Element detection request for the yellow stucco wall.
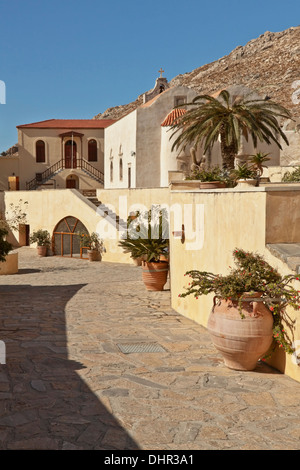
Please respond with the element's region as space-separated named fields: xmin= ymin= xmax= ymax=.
xmin=97 ymin=187 xmax=170 ymax=215
xmin=0 ymin=157 xmax=19 ymax=191
xmin=170 ymin=189 xmax=267 ymax=323
xmin=2 ymin=189 xmax=132 ymax=263
xmin=266 ymin=190 xmax=300 ymax=243
xmin=169 ymin=187 xmax=300 ymax=382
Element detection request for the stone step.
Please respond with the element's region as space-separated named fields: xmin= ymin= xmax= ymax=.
xmin=267 ymin=243 xmax=300 ymax=273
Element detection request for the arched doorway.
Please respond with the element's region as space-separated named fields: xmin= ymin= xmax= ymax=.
xmin=53 ymin=216 xmax=89 ymax=257
xmin=65 ymin=140 xmax=77 ymax=169
xmin=66 ymin=174 xmax=79 ymax=189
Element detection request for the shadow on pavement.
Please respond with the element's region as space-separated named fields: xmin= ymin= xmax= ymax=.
xmin=0 ymin=284 xmax=139 ymax=450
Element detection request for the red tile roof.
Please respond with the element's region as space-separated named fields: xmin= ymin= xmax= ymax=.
xmin=17 ymin=119 xmax=116 ymax=129
xmin=161 ymin=108 xmax=187 ymax=127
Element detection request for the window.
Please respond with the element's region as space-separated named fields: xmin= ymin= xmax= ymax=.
xmin=88 ymin=139 xmax=97 ymax=162
xmin=36 ymin=140 xmax=45 ymax=162
xmin=110 ymin=160 xmax=113 ymax=182
xmin=119 ymin=158 xmax=123 ymax=181
xmin=174 ymin=96 xmax=187 ymax=107
xmin=53 ymin=216 xmax=89 ymax=257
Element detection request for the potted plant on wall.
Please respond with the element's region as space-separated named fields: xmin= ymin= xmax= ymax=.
xmin=186 ymin=166 xmax=228 ymax=189
xmin=249 ymin=152 xmax=270 ymax=181
xmin=79 ymin=232 xmax=105 ymax=261
xmin=282 ymin=166 xmax=300 ymax=183
xmin=29 ymin=229 xmax=51 ymax=257
xmin=179 ymin=248 xmax=300 ymax=371
xmin=119 ymin=207 xmax=169 ymax=291
xmin=231 ymin=163 xmax=257 ymax=187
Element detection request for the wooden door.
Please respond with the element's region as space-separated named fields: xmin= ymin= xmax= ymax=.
xmin=65 ymin=140 xmax=77 ymax=169
xmin=66 ymin=178 xmax=76 ymax=188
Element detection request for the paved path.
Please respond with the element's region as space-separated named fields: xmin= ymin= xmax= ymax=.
xmin=0 ymin=247 xmax=300 ymax=450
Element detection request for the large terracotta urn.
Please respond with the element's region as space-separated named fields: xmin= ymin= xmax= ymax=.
xmin=141 ymin=261 xmax=169 ymax=291
xmin=207 ymin=293 xmax=274 ymax=371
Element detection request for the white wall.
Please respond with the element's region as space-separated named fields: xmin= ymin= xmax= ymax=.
xmin=104 ymin=110 xmax=137 ymax=189
xmin=136 ymin=86 xmax=199 ymax=188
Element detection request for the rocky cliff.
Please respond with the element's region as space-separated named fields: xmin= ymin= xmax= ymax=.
xmin=95 ymin=26 xmax=300 ymax=121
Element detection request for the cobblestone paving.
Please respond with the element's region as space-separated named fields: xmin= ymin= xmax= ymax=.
xmin=0 ymin=247 xmax=300 ymax=450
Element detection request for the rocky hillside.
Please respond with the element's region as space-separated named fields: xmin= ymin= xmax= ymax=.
xmin=95 ymin=26 xmax=300 ymax=121
xmin=1 ymin=144 xmax=18 ymax=157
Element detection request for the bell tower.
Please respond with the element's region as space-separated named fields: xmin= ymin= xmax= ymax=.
xmin=143 ymin=69 xmax=169 ymax=104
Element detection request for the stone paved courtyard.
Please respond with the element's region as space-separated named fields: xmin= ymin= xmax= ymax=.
xmin=1 ymin=247 xmax=300 ymax=450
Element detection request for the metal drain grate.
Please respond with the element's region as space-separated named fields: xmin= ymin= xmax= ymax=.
xmin=117 ymin=342 xmax=166 ymax=354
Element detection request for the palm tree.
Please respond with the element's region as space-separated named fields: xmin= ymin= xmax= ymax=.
xmin=170 ymin=90 xmax=291 ymax=170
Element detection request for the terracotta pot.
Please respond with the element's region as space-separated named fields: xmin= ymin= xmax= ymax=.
xmin=88 ymin=249 xmax=101 ymax=262
xmin=236 ymin=179 xmax=257 ymax=188
xmin=207 ymin=293 xmax=274 ymax=371
xmin=142 ymin=261 xmax=169 ymax=291
xmin=199 ymin=181 xmax=226 ymax=189
xmin=37 ymin=245 xmax=47 ymax=257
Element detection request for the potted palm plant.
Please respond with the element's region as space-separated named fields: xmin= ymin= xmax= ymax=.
xmin=79 ymin=232 xmax=105 ymax=261
xmin=185 ymin=166 xmax=228 ymax=189
xmin=179 ymin=248 xmax=300 ymax=371
xmin=119 ymin=207 xmax=169 ymax=291
xmin=29 ymin=229 xmax=51 ymax=256
xmin=249 ymin=152 xmax=271 ymax=179
xmin=231 ymin=163 xmax=257 ymax=187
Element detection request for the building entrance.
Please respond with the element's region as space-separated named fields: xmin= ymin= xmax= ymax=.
xmin=65 ymin=140 xmax=77 ymax=169
xmin=53 ymin=216 xmax=89 ymax=257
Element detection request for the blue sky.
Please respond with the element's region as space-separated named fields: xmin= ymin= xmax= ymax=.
xmin=0 ymin=0 xmax=300 ymax=151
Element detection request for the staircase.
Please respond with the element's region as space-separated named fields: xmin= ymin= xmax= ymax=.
xmin=267 ymin=243 xmax=300 ymax=274
xmin=81 ymin=190 xmax=127 ymax=231
xmin=26 ymin=158 xmax=104 ymax=190
xmin=96 ymin=202 xmax=128 ymax=231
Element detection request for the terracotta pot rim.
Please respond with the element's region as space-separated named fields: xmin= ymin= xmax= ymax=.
xmin=235 ymin=291 xmax=263 ymax=298
xmin=215 ymin=292 xmax=263 ymax=300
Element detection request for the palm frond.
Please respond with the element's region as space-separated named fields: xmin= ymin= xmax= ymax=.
xmin=169 ymin=90 xmax=291 ymax=169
